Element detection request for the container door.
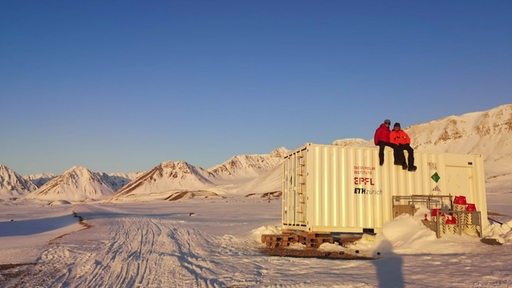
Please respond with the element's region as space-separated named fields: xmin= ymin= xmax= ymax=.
xmin=445 ymin=166 xmax=473 ymax=198
xmin=282 ymin=148 xmax=308 ymax=228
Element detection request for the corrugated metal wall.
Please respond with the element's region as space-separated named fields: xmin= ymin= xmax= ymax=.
xmin=282 ymin=143 xmax=488 ymax=233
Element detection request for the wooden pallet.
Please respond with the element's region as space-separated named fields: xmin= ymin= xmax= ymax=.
xmin=260 ymin=247 xmax=374 ymax=260
xmin=262 ymin=231 xmax=362 ymax=247
xmin=261 ymin=231 xmax=371 ymax=259
xmin=301 ymin=234 xmax=335 ymax=248
xmin=261 ymin=233 xmax=298 ymax=248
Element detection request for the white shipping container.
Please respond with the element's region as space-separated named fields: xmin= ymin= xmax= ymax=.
xmin=282 ymin=143 xmax=488 ymax=234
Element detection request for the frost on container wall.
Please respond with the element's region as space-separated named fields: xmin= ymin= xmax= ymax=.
xmin=282 ymin=143 xmax=488 ymax=233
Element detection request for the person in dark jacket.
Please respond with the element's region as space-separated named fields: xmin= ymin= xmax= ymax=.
xmin=390 ymin=122 xmax=417 ymax=171
xmin=374 ymin=119 xmax=397 ymax=166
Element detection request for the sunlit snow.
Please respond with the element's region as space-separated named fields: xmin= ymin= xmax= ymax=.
xmin=1 ymin=104 xmax=511 ymax=287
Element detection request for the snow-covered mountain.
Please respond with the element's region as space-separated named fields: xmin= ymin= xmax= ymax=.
xmin=209 ymin=147 xmax=286 ymax=181
xmin=5 ymin=104 xmax=511 ymax=203
xmin=103 ymin=172 xmax=141 ymax=191
xmin=25 ymin=166 xmax=118 ymax=202
xmin=237 ymin=164 xmax=283 ymax=196
xmin=406 ymin=104 xmax=512 ymax=178
xmin=110 ymin=149 xmax=288 ymax=201
xmin=111 ymin=161 xmax=216 ymax=201
xmin=0 ymin=164 xmax=37 ymax=200
xmin=25 ymin=173 xmax=57 ymax=188
xmin=403 ymin=104 xmax=512 ymax=194
xmin=332 ymin=138 xmax=374 ymax=147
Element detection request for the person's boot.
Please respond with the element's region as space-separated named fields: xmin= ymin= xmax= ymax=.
xmin=408 ymin=165 xmax=417 ymax=172
xmin=402 ymin=163 xmax=408 ymax=170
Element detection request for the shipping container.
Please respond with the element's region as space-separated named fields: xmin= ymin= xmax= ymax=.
xmin=282 ymin=143 xmax=488 ymax=234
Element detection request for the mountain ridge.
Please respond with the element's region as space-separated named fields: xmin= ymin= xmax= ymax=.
xmin=406 ymin=103 xmax=512 ymax=178
xmin=25 ymin=166 xmax=118 ymax=202
xmin=111 ymin=161 xmax=216 ymax=201
xmin=0 ymin=164 xmax=37 ymax=199
xmin=208 ymin=148 xmax=285 ymax=181
xmin=1 ymin=104 xmax=510 ymax=202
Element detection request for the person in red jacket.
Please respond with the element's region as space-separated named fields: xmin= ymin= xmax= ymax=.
xmin=390 ymin=122 xmax=417 ymax=171
xmin=374 ymin=119 xmax=397 ymax=166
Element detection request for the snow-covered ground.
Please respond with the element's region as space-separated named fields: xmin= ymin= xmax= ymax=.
xmin=1 ymin=192 xmax=511 ymax=288
xmin=1 ymin=105 xmax=511 ymax=287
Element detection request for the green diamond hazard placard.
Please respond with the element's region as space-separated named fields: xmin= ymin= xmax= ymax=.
xmin=431 ymin=172 xmax=441 ymax=183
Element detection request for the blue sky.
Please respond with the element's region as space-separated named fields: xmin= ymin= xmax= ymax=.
xmin=1 ymin=1 xmax=511 ymax=175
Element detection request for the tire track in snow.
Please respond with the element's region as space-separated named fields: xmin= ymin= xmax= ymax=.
xmin=3 ymin=197 xmax=280 ymax=287
xmin=167 ymin=227 xmax=267 ymax=287
xmin=4 ymin=214 xmax=265 ymax=288
xmin=90 ymin=217 xmax=164 ymax=287
xmin=167 ymin=226 xmax=228 ymax=287
xmin=5 ymin=217 xmax=171 ymax=287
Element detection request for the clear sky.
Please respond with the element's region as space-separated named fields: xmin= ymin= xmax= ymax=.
xmin=1 ymin=0 xmax=511 ymax=175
